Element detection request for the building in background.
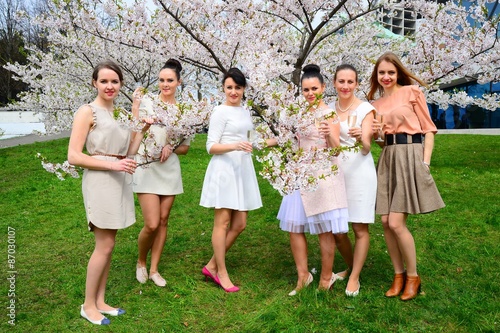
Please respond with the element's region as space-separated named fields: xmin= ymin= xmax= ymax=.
xmin=378 ymin=0 xmax=500 ymax=129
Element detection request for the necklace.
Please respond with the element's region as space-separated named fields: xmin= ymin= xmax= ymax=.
xmin=336 ymin=98 xmax=355 ymax=113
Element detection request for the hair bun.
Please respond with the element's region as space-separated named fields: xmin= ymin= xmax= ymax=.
xmin=302 ymin=64 xmax=320 ymax=74
xmin=164 ymin=58 xmax=182 ymax=72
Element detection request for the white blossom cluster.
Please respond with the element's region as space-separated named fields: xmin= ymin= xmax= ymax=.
xmin=134 ymin=92 xmax=212 ymax=166
xmin=36 ymin=153 xmax=80 ymax=180
xmin=255 ymin=90 xmax=359 ymax=196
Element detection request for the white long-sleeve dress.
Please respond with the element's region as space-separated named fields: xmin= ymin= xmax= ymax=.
xmin=199 ymin=105 xmax=262 ymax=211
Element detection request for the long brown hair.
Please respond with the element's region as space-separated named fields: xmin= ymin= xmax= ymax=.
xmin=367 ymin=52 xmax=427 ymax=100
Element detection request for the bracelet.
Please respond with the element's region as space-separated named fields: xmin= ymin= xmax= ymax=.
xmin=423 ymin=161 xmax=430 ymax=167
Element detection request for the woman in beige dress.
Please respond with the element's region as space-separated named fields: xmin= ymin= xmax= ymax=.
xmin=68 ymin=61 xmax=150 ymax=325
xmin=133 ymin=59 xmax=190 ymax=287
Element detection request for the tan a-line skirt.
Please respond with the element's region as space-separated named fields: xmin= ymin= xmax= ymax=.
xmin=375 ymin=143 xmax=445 ymax=215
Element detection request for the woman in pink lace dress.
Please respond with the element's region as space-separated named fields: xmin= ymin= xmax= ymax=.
xmin=277 ymin=64 xmax=349 ymax=296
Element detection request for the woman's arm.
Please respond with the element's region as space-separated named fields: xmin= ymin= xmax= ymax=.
xmin=209 ymin=141 xmax=252 ymax=154
xmin=174 ymin=144 xmax=189 ymax=155
xmin=322 ymin=118 xmax=340 ymax=148
xmin=423 ymin=132 xmax=434 ymax=167
xmin=350 ymin=110 xmax=374 ymax=155
xmin=68 ymin=106 xmax=128 ymax=171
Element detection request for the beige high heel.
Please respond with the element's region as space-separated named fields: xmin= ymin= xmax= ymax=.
xmin=288 ymin=272 xmax=313 ymax=296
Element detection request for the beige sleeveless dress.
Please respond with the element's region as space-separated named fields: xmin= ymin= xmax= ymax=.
xmin=80 ymin=104 xmax=136 ymax=230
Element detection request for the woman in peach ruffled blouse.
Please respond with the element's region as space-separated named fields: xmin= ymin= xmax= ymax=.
xmin=367 ymin=52 xmax=445 ymax=301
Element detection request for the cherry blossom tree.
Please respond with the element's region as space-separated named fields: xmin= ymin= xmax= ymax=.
xmin=5 ymin=0 xmax=500 ymax=188
xmin=5 ymin=0 xmax=500 ymax=133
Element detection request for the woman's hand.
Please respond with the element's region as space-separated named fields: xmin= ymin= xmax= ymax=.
xmin=318 ymin=120 xmax=331 ymax=137
xmin=372 ymin=118 xmax=383 ymax=135
xmin=234 ymin=141 xmax=253 ymax=153
xmin=348 ymin=127 xmax=362 ymax=141
xmin=111 ymin=158 xmax=137 ymax=174
xmin=132 ymin=87 xmax=145 ymax=102
xmin=160 ymin=145 xmax=173 ymax=162
xmin=139 ymin=116 xmax=155 ymax=133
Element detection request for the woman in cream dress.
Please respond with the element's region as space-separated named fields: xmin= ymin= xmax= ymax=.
xmin=134 ymin=59 xmax=190 ymax=287
xmin=68 ymin=61 xmax=150 ymax=325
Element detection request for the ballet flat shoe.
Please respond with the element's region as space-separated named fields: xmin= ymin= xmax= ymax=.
xmin=400 ymin=275 xmax=421 ymax=301
xmin=81 ymin=305 xmax=110 ymax=325
xmin=345 ymin=281 xmax=360 ymax=297
xmin=288 ymin=272 xmax=314 ymax=296
xmin=385 ymin=272 xmax=406 ymax=297
xmin=202 ymin=266 xmax=217 ymax=283
xmin=136 ymin=264 xmax=148 ymax=284
xmin=215 ymin=274 xmax=240 ymax=293
xmin=318 ymin=273 xmax=337 ymax=291
xmin=149 ymin=272 xmax=167 ymax=287
xmin=333 ymin=269 xmax=349 ymax=281
xmin=99 ymin=308 xmax=126 ymax=316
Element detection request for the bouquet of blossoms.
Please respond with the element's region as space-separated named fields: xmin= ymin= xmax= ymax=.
xmin=253 ymin=88 xmax=359 ymax=196
xmin=134 ymin=92 xmax=212 ymax=166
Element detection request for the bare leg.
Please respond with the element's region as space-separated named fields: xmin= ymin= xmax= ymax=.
xmin=381 ymin=214 xmax=405 ymax=274
xmin=137 ymin=193 xmax=161 ymax=268
xmin=205 ymin=210 xmax=247 ymax=272
xmin=207 ymin=209 xmax=247 ymax=289
xmin=289 ymin=232 xmax=310 ymax=290
xmin=333 ymin=232 xmax=353 ymax=278
xmin=83 ymin=227 xmax=117 ymax=320
xmin=149 ymin=195 xmax=175 ymax=275
xmin=388 ymin=212 xmax=417 ymax=276
xmin=346 ymin=223 xmax=370 ymax=292
xmin=318 ymin=232 xmax=335 ymax=289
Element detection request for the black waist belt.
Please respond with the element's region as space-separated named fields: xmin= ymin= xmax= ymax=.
xmin=385 ymin=133 xmax=423 ymax=145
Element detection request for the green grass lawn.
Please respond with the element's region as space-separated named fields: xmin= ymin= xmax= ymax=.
xmin=0 ymin=134 xmax=499 ymax=332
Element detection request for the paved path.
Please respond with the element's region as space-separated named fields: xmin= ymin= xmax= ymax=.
xmin=0 ymin=129 xmax=498 ymax=149
xmin=0 ymin=131 xmax=71 ymax=149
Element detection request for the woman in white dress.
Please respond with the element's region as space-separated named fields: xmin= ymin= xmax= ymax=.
xmin=277 ymin=64 xmax=349 ymax=295
xmin=134 ymin=59 xmax=190 ymax=287
xmin=331 ymin=64 xmax=377 ymax=297
xmin=68 ymin=61 xmax=150 ymax=325
xmin=199 ymin=68 xmax=261 ymax=292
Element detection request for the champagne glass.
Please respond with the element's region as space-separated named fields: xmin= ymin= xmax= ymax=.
xmin=247 ymin=129 xmax=256 ymax=143
xmin=126 ymin=154 xmax=137 ymax=186
xmin=347 ymin=111 xmax=357 ymax=129
xmin=133 ymin=82 xmax=143 ymax=100
xmin=375 ymin=113 xmax=384 ymax=142
xmin=314 ymin=116 xmax=323 ymax=129
xmin=314 ymin=110 xmax=326 ymax=145
xmin=246 ymin=129 xmax=256 ymax=154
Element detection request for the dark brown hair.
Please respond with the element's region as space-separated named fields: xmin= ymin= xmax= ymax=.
xmin=161 ymin=58 xmax=182 ymax=80
xmin=301 ymin=64 xmax=324 ymax=84
xmin=91 ymin=60 xmax=124 ymax=85
xmin=223 ymin=67 xmax=247 ymax=87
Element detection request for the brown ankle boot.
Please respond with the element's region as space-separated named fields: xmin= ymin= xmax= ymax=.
xmin=400 ymin=275 xmax=421 ymax=301
xmin=385 ymin=272 xmax=406 ymax=297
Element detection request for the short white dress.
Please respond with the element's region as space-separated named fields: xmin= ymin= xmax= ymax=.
xmin=133 ymin=96 xmax=190 ymax=195
xmin=199 ymin=105 xmax=262 ymax=211
xmin=80 ymin=104 xmax=136 ymax=231
xmin=277 ymin=111 xmax=349 ymax=235
xmin=338 ymin=102 xmax=377 ymax=223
